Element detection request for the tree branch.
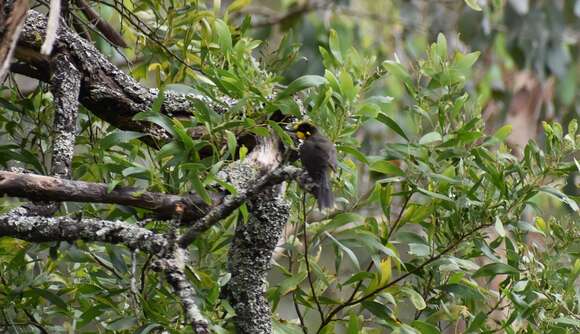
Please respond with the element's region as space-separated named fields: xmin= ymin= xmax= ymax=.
xmin=177 ymin=165 xmax=302 ymax=248
xmin=49 ymin=51 xmax=81 ymax=179
xmin=0 ymin=207 xmax=168 ymax=253
xmin=0 ymin=171 xmax=218 ymax=222
xmin=0 ymin=0 xmax=29 ymax=82
xmin=15 ymin=10 xmax=234 ymax=147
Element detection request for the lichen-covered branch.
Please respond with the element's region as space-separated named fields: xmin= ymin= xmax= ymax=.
xmin=0 ymin=171 xmax=217 ymax=222
xmin=177 ymin=165 xmax=301 ymax=247
xmin=49 ymin=51 xmax=81 ymax=179
xmin=217 ymin=137 xmax=291 ymax=334
xmin=0 ymin=207 xmax=168 ymax=253
xmin=154 ymin=247 xmax=210 ymax=333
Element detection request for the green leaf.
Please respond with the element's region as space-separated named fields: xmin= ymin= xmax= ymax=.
xmin=338 ymin=145 xmax=369 ymax=164
xmin=348 ymin=313 xmax=361 ymax=334
xmin=465 ymin=312 xmax=487 ymax=333
xmin=328 ymin=29 xmax=343 ymax=63
xmin=325 ymin=231 xmax=360 ymax=270
xmin=419 ymin=131 xmax=442 ymax=145
xmin=190 ymin=171 xmax=212 ymax=205
xmin=343 ymin=271 xmax=374 ymax=285
xmin=472 ymin=263 xmax=519 ymax=278
xmin=226 ymin=0 xmax=251 ymax=13
xmin=29 ymin=288 xmax=68 ymax=310
xmin=554 ymin=317 xmax=580 ymax=328
xmin=370 ymin=160 xmax=404 ymax=176
xmin=464 ymin=0 xmax=482 ymax=11
xmin=107 ymin=317 xmax=138 ymax=330
xmin=278 ymin=271 xmax=308 ymax=296
xmin=225 ymin=130 xmax=237 ymax=157
xmin=417 ymin=187 xmax=453 ymax=202
xmin=276 ymin=75 xmax=328 ymax=100
xmin=101 ymin=130 xmax=144 ymax=149
xmin=214 ymin=19 xmax=232 ymax=51
xmin=268 ymin=120 xmax=295 ymax=148
xmin=494 ymin=217 xmax=506 ymax=237
xmin=133 ymin=111 xmax=178 ymax=138
xmin=401 ymin=287 xmax=426 ymax=310
xmin=135 ymin=323 xmax=164 ymax=334
xmin=454 ymin=51 xmax=480 ymax=71
xmin=492 ymin=124 xmax=512 ymax=141
xmin=412 ymin=320 xmax=441 ymax=334
xmin=382 ymin=60 xmax=414 ymax=93
xmin=322 ymin=213 xmax=363 ymax=233
xmin=249 ymin=126 xmax=270 ymax=137
xmin=539 ymin=186 xmax=579 ymax=212
xmin=436 ymin=33 xmax=448 ymax=60
xmin=376 ymin=113 xmax=409 ymax=141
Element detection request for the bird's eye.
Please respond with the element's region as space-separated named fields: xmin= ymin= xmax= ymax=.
xmin=306 ymin=131 xmax=311 ymax=136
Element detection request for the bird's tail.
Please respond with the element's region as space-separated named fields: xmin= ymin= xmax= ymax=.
xmin=317 ymin=171 xmax=333 ymax=210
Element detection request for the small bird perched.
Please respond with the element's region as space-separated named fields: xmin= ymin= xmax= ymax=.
xmin=290 ymin=121 xmax=337 ymax=209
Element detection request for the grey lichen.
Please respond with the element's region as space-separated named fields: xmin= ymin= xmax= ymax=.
xmin=0 ymin=210 xmax=168 ymax=254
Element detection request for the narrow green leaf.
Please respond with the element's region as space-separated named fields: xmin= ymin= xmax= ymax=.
xmin=278 ymin=271 xmax=308 ymax=296
xmin=214 ymin=19 xmax=232 ymax=51
xmin=370 ymin=160 xmax=404 ymax=176
xmin=276 ymin=75 xmax=327 ymax=100
xmin=473 ymin=263 xmax=519 ymax=278
xmin=325 ymin=231 xmax=360 ymax=270
xmin=417 ymin=187 xmax=453 ymax=202
xmin=419 ymin=131 xmax=442 ymax=145
xmin=465 ymin=0 xmax=482 ymax=11
xmin=101 ymin=130 xmax=144 ymax=149
xmin=190 ymin=171 xmax=212 ymax=205
xmin=492 ymin=124 xmax=512 ymax=141
xmin=376 ymin=113 xmax=409 ymax=141
xmin=401 ymin=287 xmax=426 ymax=310
xmin=412 ymin=320 xmax=441 ymax=334
xmin=29 ymin=288 xmax=68 ymax=310
xmin=539 ymin=186 xmax=579 ymax=212
xmin=226 ymin=0 xmax=251 ymax=13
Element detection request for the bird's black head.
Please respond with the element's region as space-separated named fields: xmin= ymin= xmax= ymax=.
xmin=291 ymin=121 xmax=318 ymax=139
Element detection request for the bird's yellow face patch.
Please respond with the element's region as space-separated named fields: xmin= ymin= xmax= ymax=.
xmin=296 ymin=131 xmax=311 ymax=140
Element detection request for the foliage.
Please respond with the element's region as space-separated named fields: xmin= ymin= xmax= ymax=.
xmin=0 ymin=1 xmax=578 ymax=334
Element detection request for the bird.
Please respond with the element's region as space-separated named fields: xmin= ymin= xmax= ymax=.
xmin=290 ymin=121 xmax=337 ymax=209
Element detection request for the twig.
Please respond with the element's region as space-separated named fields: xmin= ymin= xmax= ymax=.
xmin=302 ymin=194 xmax=324 ymax=322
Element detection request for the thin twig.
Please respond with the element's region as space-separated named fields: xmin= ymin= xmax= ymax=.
xmin=302 ymin=194 xmax=324 ymax=322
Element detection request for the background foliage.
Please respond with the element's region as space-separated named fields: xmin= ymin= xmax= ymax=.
xmin=0 ymin=0 xmax=579 ymax=333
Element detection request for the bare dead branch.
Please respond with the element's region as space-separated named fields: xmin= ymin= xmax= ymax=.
xmin=0 ymin=0 xmax=29 ymax=82
xmin=0 ymin=171 xmax=218 ymax=222
xmin=75 ymin=0 xmax=128 ymax=48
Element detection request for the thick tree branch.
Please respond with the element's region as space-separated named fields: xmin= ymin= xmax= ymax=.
xmin=0 ymin=207 xmax=168 ymax=253
xmin=219 ymin=136 xmax=290 ymax=334
xmin=0 ymin=171 xmax=218 ymax=222
xmin=15 ymin=10 xmax=234 ymax=146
